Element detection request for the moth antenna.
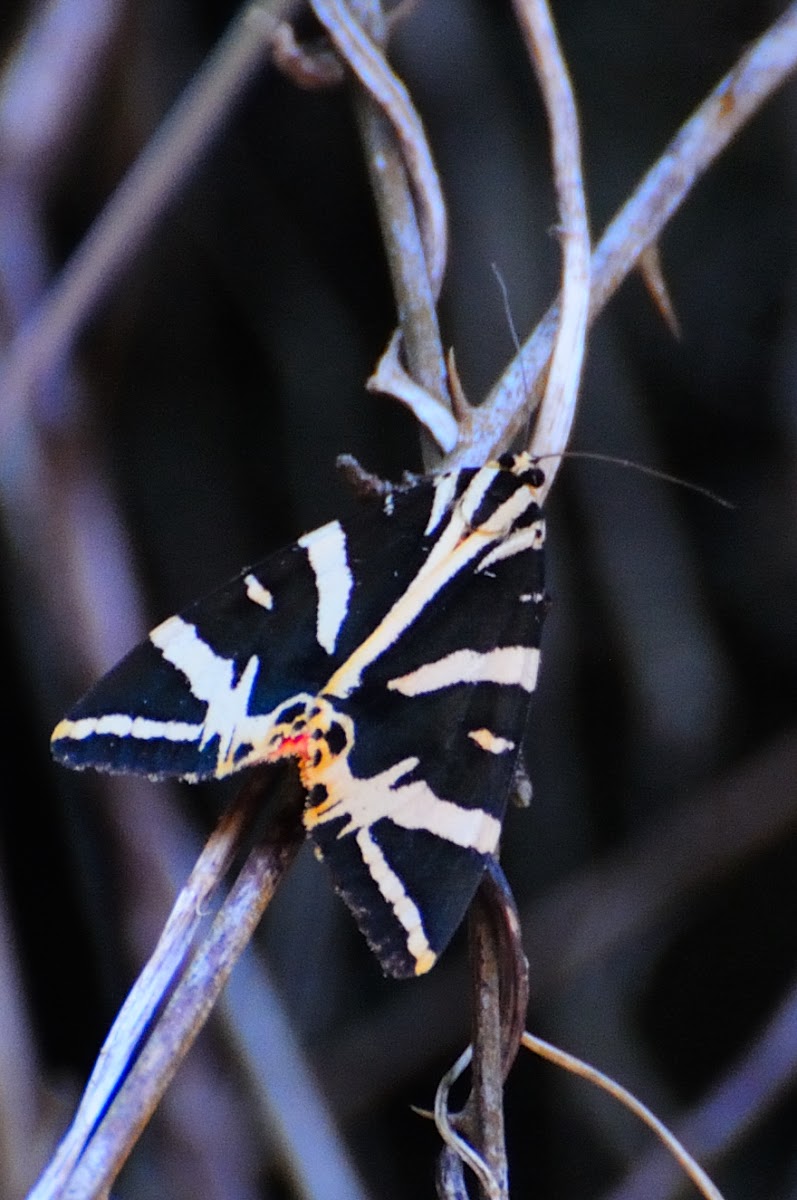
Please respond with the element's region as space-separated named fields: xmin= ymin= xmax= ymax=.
xmin=533 ymin=450 xmax=735 ymax=510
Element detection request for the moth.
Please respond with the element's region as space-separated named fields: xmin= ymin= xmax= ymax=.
xmin=52 ymin=453 xmax=547 ymax=977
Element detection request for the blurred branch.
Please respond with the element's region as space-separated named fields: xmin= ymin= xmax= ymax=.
xmin=0 ymin=0 xmax=123 ymax=189
xmin=601 ymin=965 xmax=797 ymax=1200
xmin=0 ymin=0 xmax=302 ymax=449
xmin=218 ymin=946 xmax=371 ymax=1200
xmin=0 ymin=856 xmax=48 ymax=1199
xmin=443 ymin=0 xmax=797 ymax=469
xmin=523 ymin=1034 xmax=724 ymax=1200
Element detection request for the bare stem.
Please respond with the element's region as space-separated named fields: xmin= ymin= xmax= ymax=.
xmin=443 ymin=0 xmax=797 ymax=469
xmin=0 ymin=0 xmax=301 ymax=450
xmin=312 ymin=0 xmax=450 ymax=467
xmin=512 ymin=0 xmax=590 ymax=495
xmin=28 ymin=779 xmax=304 ymax=1200
xmin=463 ymin=897 xmax=510 ymax=1199
xmin=522 ymin=1034 xmax=725 ymax=1200
xmin=308 ymin=0 xmax=447 ymax=296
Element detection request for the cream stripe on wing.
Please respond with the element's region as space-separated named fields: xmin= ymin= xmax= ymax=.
xmin=355 ymin=828 xmax=435 ymax=975
xmin=244 ymin=573 xmax=274 ymax=609
xmin=304 ymin=754 xmax=502 ymax=854
xmin=150 ymin=615 xmax=262 ymax=765
xmin=424 ymin=470 xmax=460 ymax=536
xmin=52 ymin=713 xmax=203 ymax=744
xmin=468 ymin=728 xmax=516 ymax=754
xmin=387 ymin=646 xmax=540 ymax=696
xmin=476 ymin=520 xmax=544 ymax=572
xmin=150 ymin=615 xmax=236 ymax=701
xmin=325 ymin=469 xmax=538 ymax=699
xmin=298 ymin=521 xmax=353 ymax=654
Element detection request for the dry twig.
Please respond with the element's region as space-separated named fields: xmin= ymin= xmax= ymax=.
xmin=511 ymin=0 xmax=590 ymax=495
xmin=443 ymin=0 xmax=797 ymax=468
xmin=32 ymin=782 xmax=304 ymax=1200
xmin=0 ymin=0 xmax=302 ymax=450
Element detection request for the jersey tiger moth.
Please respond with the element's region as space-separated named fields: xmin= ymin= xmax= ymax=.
xmin=51 ymin=453 xmax=547 ymax=978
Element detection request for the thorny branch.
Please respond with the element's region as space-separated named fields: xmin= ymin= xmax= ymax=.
xmin=442 ymin=0 xmax=797 ymax=469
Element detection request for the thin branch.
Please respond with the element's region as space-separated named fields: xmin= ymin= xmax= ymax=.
xmin=480 ymin=861 xmax=530 ymax=1078
xmin=434 ymin=865 xmax=529 ymax=1200
xmin=434 ymin=3 xmax=588 ymax=1188
xmin=315 ymin=0 xmax=451 ymax=467
xmin=522 ymin=1034 xmax=725 ymax=1200
xmin=460 ymin=898 xmax=510 ymax=1200
xmin=511 ymin=0 xmax=590 ymax=495
xmin=601 ymin=965 xmax=797 ymax=1200
xmin=442 ymin=0 xmax=797 ymax=469
xmin=0 ymin=0 xmax=301 ymax=450
xmin=355 ymin=86 xmax=450 ymax=454
xmin=434 ymin=1048 xmax=502 ymax=1200
xmin=308 ymin=0 xmax=447 ymax=296
xmin=27 ymin=778 xmax=267 ymax=1200
xmin=36 ymin=791 xmax=305 ymax=1200
xmin=367 ymin=329 xmax=458 ymax=452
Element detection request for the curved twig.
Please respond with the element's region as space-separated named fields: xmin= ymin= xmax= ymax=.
xmin=308 ymin=0 xmax=447 ymax=296
xmin=522 ymin=1033 xmax=724 ymax=1200
xmin=511 ymin=0 xmax=590 ymax=496
xmin=434 ymin=1047 xmax=502 ymax=1200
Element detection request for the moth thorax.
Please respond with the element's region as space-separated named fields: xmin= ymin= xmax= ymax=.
xmin=266 ymin=695 xmax=353 ymax=786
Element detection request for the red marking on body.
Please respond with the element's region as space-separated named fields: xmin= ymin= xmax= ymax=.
xmin=269 ymin=731 xmax=311 ymax=763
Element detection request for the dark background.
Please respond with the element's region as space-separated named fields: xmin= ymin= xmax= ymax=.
xmin=1 ymin=1 xmax=796 ymax=1197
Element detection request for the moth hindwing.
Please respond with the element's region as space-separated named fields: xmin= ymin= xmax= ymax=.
xmin=52 ymin=454 xmax=547 ymax=977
